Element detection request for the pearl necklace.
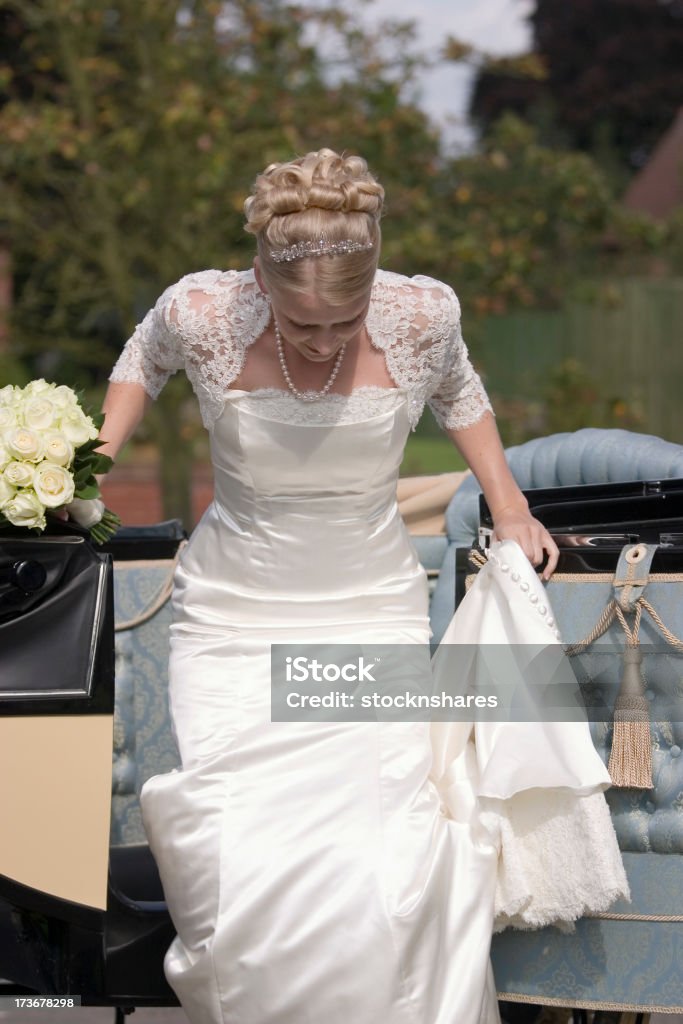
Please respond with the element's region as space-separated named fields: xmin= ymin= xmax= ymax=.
xmin=274 ymin=320 xmax=347 ymax=402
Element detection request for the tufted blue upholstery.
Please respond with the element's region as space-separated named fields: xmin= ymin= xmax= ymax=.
xmin=540 ymin=572 xmax=683 ymax=856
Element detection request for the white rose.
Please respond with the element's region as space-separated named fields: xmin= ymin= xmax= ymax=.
xmin=7 ymin=427 xmax=45 ymax=462
xmin=32 ymin=461 xmax=75 ymax=508
xmin=2 ymin=490 xmax=46 ymax=529
xmin=23 ymin=379 xmax=52 ymax=397
xmin=0 ymin=384 xmax=19 ymax=406
xmin=0 ymin=406 xmax=17 ymax=432
xmin=0 ymin=473 xmax=16 ymax=507
xmin=23 ymin=396 xmax=58 ymax=431
xmin=65 ymin=496 xmax=104 ymax=528
xmin=4 ymin=460 xmax=35 ymax=488
xmin=42 ymin=430 xmax=74 ymax=467
xmin=59 ymin=407 xmax=99 ymax=445
xmin=0 ymin=439 xmax=11 ymax=471
xmin=51 ymin=384 xmax=80 ymax=410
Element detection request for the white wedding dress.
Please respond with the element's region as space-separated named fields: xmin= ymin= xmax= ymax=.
xmin=109 ymin=269 xmax=629 ymax=1024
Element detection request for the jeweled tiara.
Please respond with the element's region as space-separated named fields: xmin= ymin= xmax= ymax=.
xmin=269 ymin=238 xmax=375 ymax=263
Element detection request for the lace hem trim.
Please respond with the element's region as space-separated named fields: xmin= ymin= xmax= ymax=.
xmin=484 ymin=789 xmax=631 ymax=933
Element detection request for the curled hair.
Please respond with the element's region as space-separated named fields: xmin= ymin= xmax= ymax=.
xmin=244 ymin=148 xmax=384 ymax=304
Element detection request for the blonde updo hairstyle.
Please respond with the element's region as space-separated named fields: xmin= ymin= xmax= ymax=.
xmin=244 ymin=148 xmax=384 ymax=306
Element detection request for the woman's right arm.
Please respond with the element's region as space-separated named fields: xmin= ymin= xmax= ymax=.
xmin=96 ymin=279 xmax=186 ymax=479
xmin=94 ymin=381 xmax=153 ymax=484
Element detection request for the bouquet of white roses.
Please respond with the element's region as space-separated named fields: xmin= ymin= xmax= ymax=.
xmin=0 ymin=379 xmax=121 ymax=544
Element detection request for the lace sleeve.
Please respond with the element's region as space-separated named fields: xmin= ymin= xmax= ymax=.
xmin=108 ymin=281 xmax=185 ymax=399
xmin=110 ymin=269 xmax=272 ymax=428
xmin=426 ymin=285 xmax=495 ymax=432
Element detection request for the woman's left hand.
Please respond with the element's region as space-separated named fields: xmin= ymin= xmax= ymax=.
xmin=491 ymin=507 xmax=560 ymax=581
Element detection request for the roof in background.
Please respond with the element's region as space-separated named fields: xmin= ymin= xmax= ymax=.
xmin=623 ymin=107 xmax=683 ymax=220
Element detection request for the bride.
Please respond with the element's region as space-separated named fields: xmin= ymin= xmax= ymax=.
xmin=99 ymin=148 xmax=627 ymax=1024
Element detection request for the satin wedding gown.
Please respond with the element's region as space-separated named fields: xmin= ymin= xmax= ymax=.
xmin=139 ymin=386 xmax=506 ymax=1024
xmin=109 ymin=268 xmax=628 ymax=1024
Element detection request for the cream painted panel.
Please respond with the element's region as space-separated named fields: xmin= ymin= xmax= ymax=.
xmin=0 ymin=715 xmax=113 ymax=910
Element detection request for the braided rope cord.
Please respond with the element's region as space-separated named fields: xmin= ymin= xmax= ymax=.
xmin=114 ymin=540 xmax=189 ymax=632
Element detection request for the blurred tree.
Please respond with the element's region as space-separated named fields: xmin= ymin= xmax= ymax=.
xmin=0 ymin=0 xmax=441 ymax=521
xmin=468 ymin=0 xmax=683 ymax=175
xmin=416 ymin=114 xmax=666 ymax=315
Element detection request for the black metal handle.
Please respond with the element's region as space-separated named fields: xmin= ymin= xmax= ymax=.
xmin=0 ymin=558 xmax=47 ymax=595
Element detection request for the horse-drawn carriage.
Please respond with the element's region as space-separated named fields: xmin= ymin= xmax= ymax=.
xmin=1 ymin=428 xmax=682 ymax=1023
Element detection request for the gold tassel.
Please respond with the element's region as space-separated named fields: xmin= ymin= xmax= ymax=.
xmin=607 ymin=645 xmax=653 ymax=789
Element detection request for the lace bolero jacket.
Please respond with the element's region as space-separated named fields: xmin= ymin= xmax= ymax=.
xmin=108 ymin=267 xmax=494 ymax=433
